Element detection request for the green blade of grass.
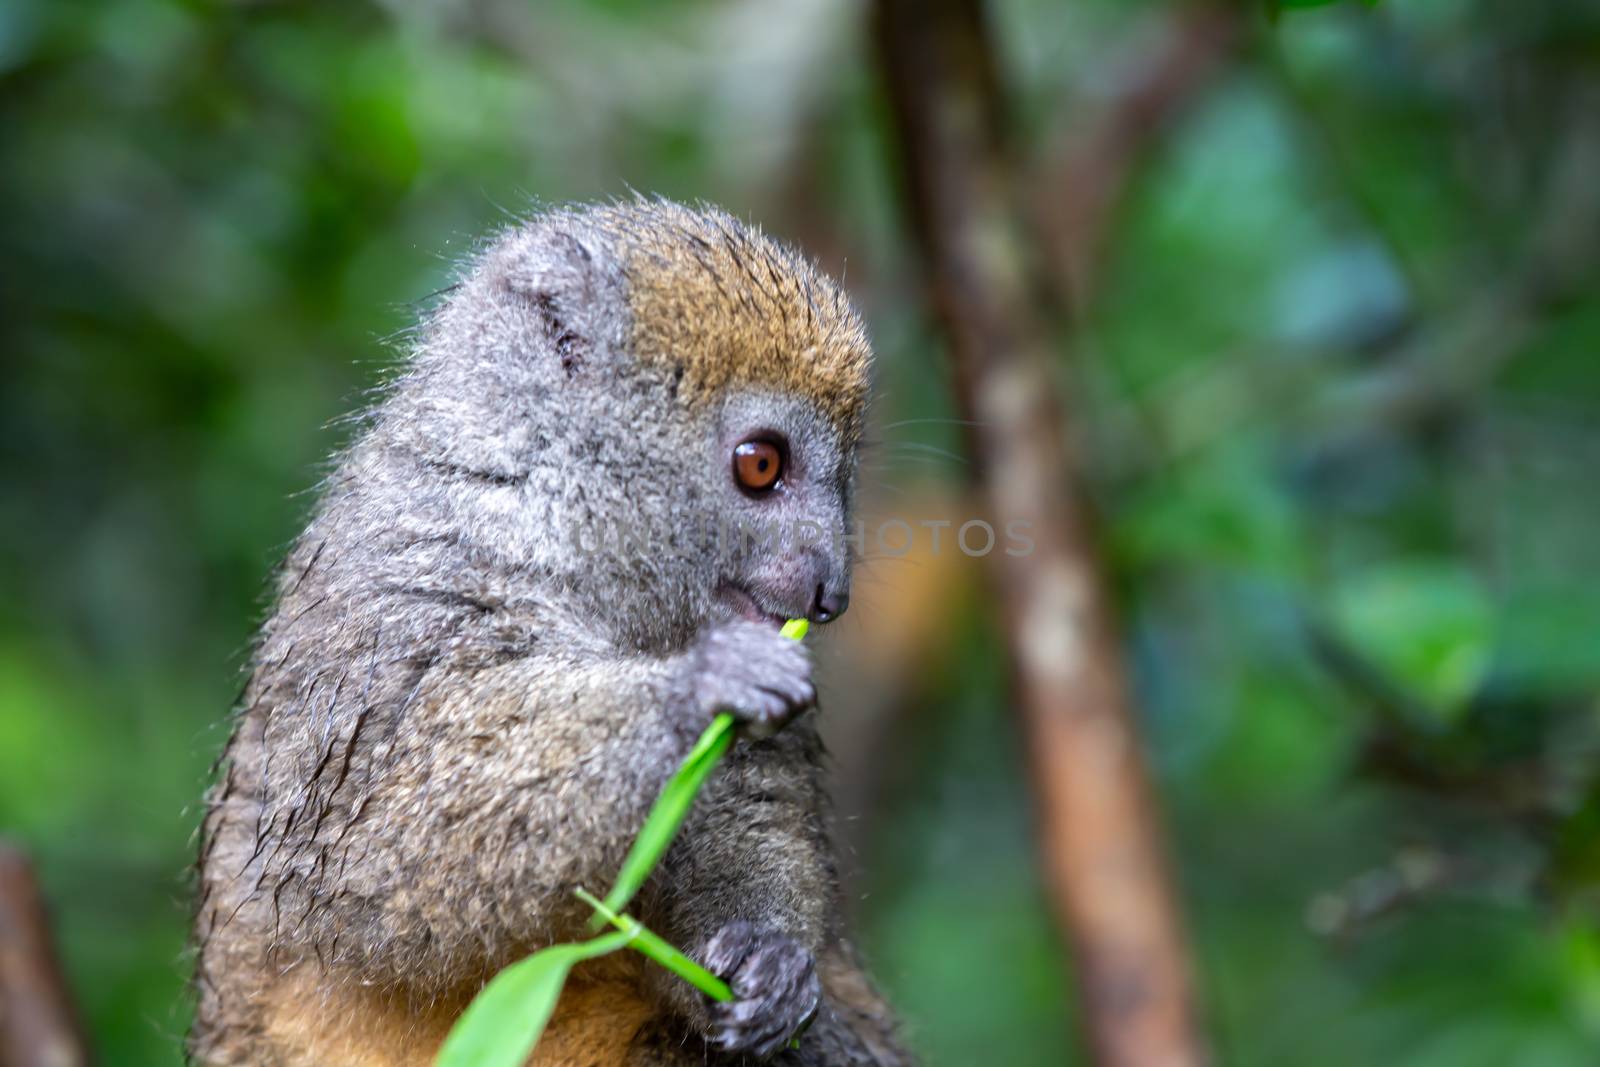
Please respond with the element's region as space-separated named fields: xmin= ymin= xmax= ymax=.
xmin=434 ymin=930 xmax=632 ymax=1067
xmin=588 ymin=712 xmax=735 ymax=928
xmin=589 ymin=617 xmax=810 ymax=929
xmin=575 ymin=887 xmax=734 ymax=1002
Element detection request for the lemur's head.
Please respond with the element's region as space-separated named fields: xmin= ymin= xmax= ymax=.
xmin=362 ymin=200 xmax=870 ymax=652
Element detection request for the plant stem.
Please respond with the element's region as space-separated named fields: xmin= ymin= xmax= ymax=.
xmin=574 ymin=888 xmax=734 ymax=1003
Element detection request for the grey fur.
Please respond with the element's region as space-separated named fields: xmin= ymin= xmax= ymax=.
xmin=190 ymin=201 xmax=911 ymax=1066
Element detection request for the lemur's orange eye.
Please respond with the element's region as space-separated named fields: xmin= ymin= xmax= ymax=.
xmin=733 ymin=439 xmax=783 ymax=494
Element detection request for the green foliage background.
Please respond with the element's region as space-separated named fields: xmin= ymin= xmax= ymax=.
xmin=4 ymin=0 xmax=1600 ymax=1063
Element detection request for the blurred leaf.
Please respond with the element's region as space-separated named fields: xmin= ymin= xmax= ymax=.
xmin=1330 ymin=561 xmax=1493 ymax=722
xmin=1118 ymin=441 xmax=1304 ymax=577
xmin=1269 ymin=0 xmax=1381 ymax=14
xmin=1499 ymin=585 xmax=1600 ymax=693
xmin=1551 ymin=776 xmax=1600 ymax=907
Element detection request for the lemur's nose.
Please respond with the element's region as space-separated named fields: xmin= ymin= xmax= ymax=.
xmin=811 ymin=586 xmax=849 ymax=624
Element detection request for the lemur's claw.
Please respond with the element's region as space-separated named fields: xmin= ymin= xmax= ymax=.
xmin=702 ymin=921 xmax=821 ymax=1060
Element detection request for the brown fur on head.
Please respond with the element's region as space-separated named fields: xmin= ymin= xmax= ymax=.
xmin=592 ymin=200 xmax=872 ymax=442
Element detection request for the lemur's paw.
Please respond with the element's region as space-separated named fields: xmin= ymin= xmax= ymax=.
xmin=701 ymin=921 xmax=821 ymax=1060
xmin=692 ymin=620 xmax=815 ymax=739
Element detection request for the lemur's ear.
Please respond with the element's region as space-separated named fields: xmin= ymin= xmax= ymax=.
xmin=484 ymin=220 xmax=626 ymax=381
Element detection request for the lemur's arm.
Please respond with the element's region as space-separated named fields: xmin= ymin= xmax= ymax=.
xmin=342 ymin=614 xmax=815 ymax=964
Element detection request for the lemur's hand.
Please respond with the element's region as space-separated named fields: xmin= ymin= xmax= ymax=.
xmin=701 ymin=921 xmax=821 ymax=1060
xmin=691 ymin=619 xmax=815 ymax=739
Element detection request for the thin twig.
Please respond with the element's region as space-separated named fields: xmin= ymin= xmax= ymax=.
xmin=0 ymin=842 xmax=88 ymax=1067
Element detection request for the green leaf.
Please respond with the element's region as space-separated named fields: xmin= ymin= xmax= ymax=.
xmin=1274 ymin=0 xmax=1358 ymax=9
xmin=434 ymin=931 xmax=633 ymax=1067
xmin=591 ymin=618 xmax=810 ymax=927
xmin=1330 ymin=561 xmax=1493 ymax=722
xmin=1117 ymin=441 xmax=1303 ymax=577
xmin=1264 ymin=0 xmax=1379 ymax=18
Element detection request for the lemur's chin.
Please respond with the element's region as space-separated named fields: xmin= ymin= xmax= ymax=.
xmin=714 ymin=582 xmax=789 ymax=629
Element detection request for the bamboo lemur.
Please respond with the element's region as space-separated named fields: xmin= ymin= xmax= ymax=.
xmin=191 ymin=201 xmax=911 ymax=1066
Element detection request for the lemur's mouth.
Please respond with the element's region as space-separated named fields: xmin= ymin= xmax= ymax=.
xmin=714 ymin=582 xmax=788 ymax=630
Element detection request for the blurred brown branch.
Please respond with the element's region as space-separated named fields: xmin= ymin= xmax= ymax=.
xmin=0 ymin=843 xmax=88 ymax=1067
xmin=872 ymin=2 xmax=1209 ymax=1065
